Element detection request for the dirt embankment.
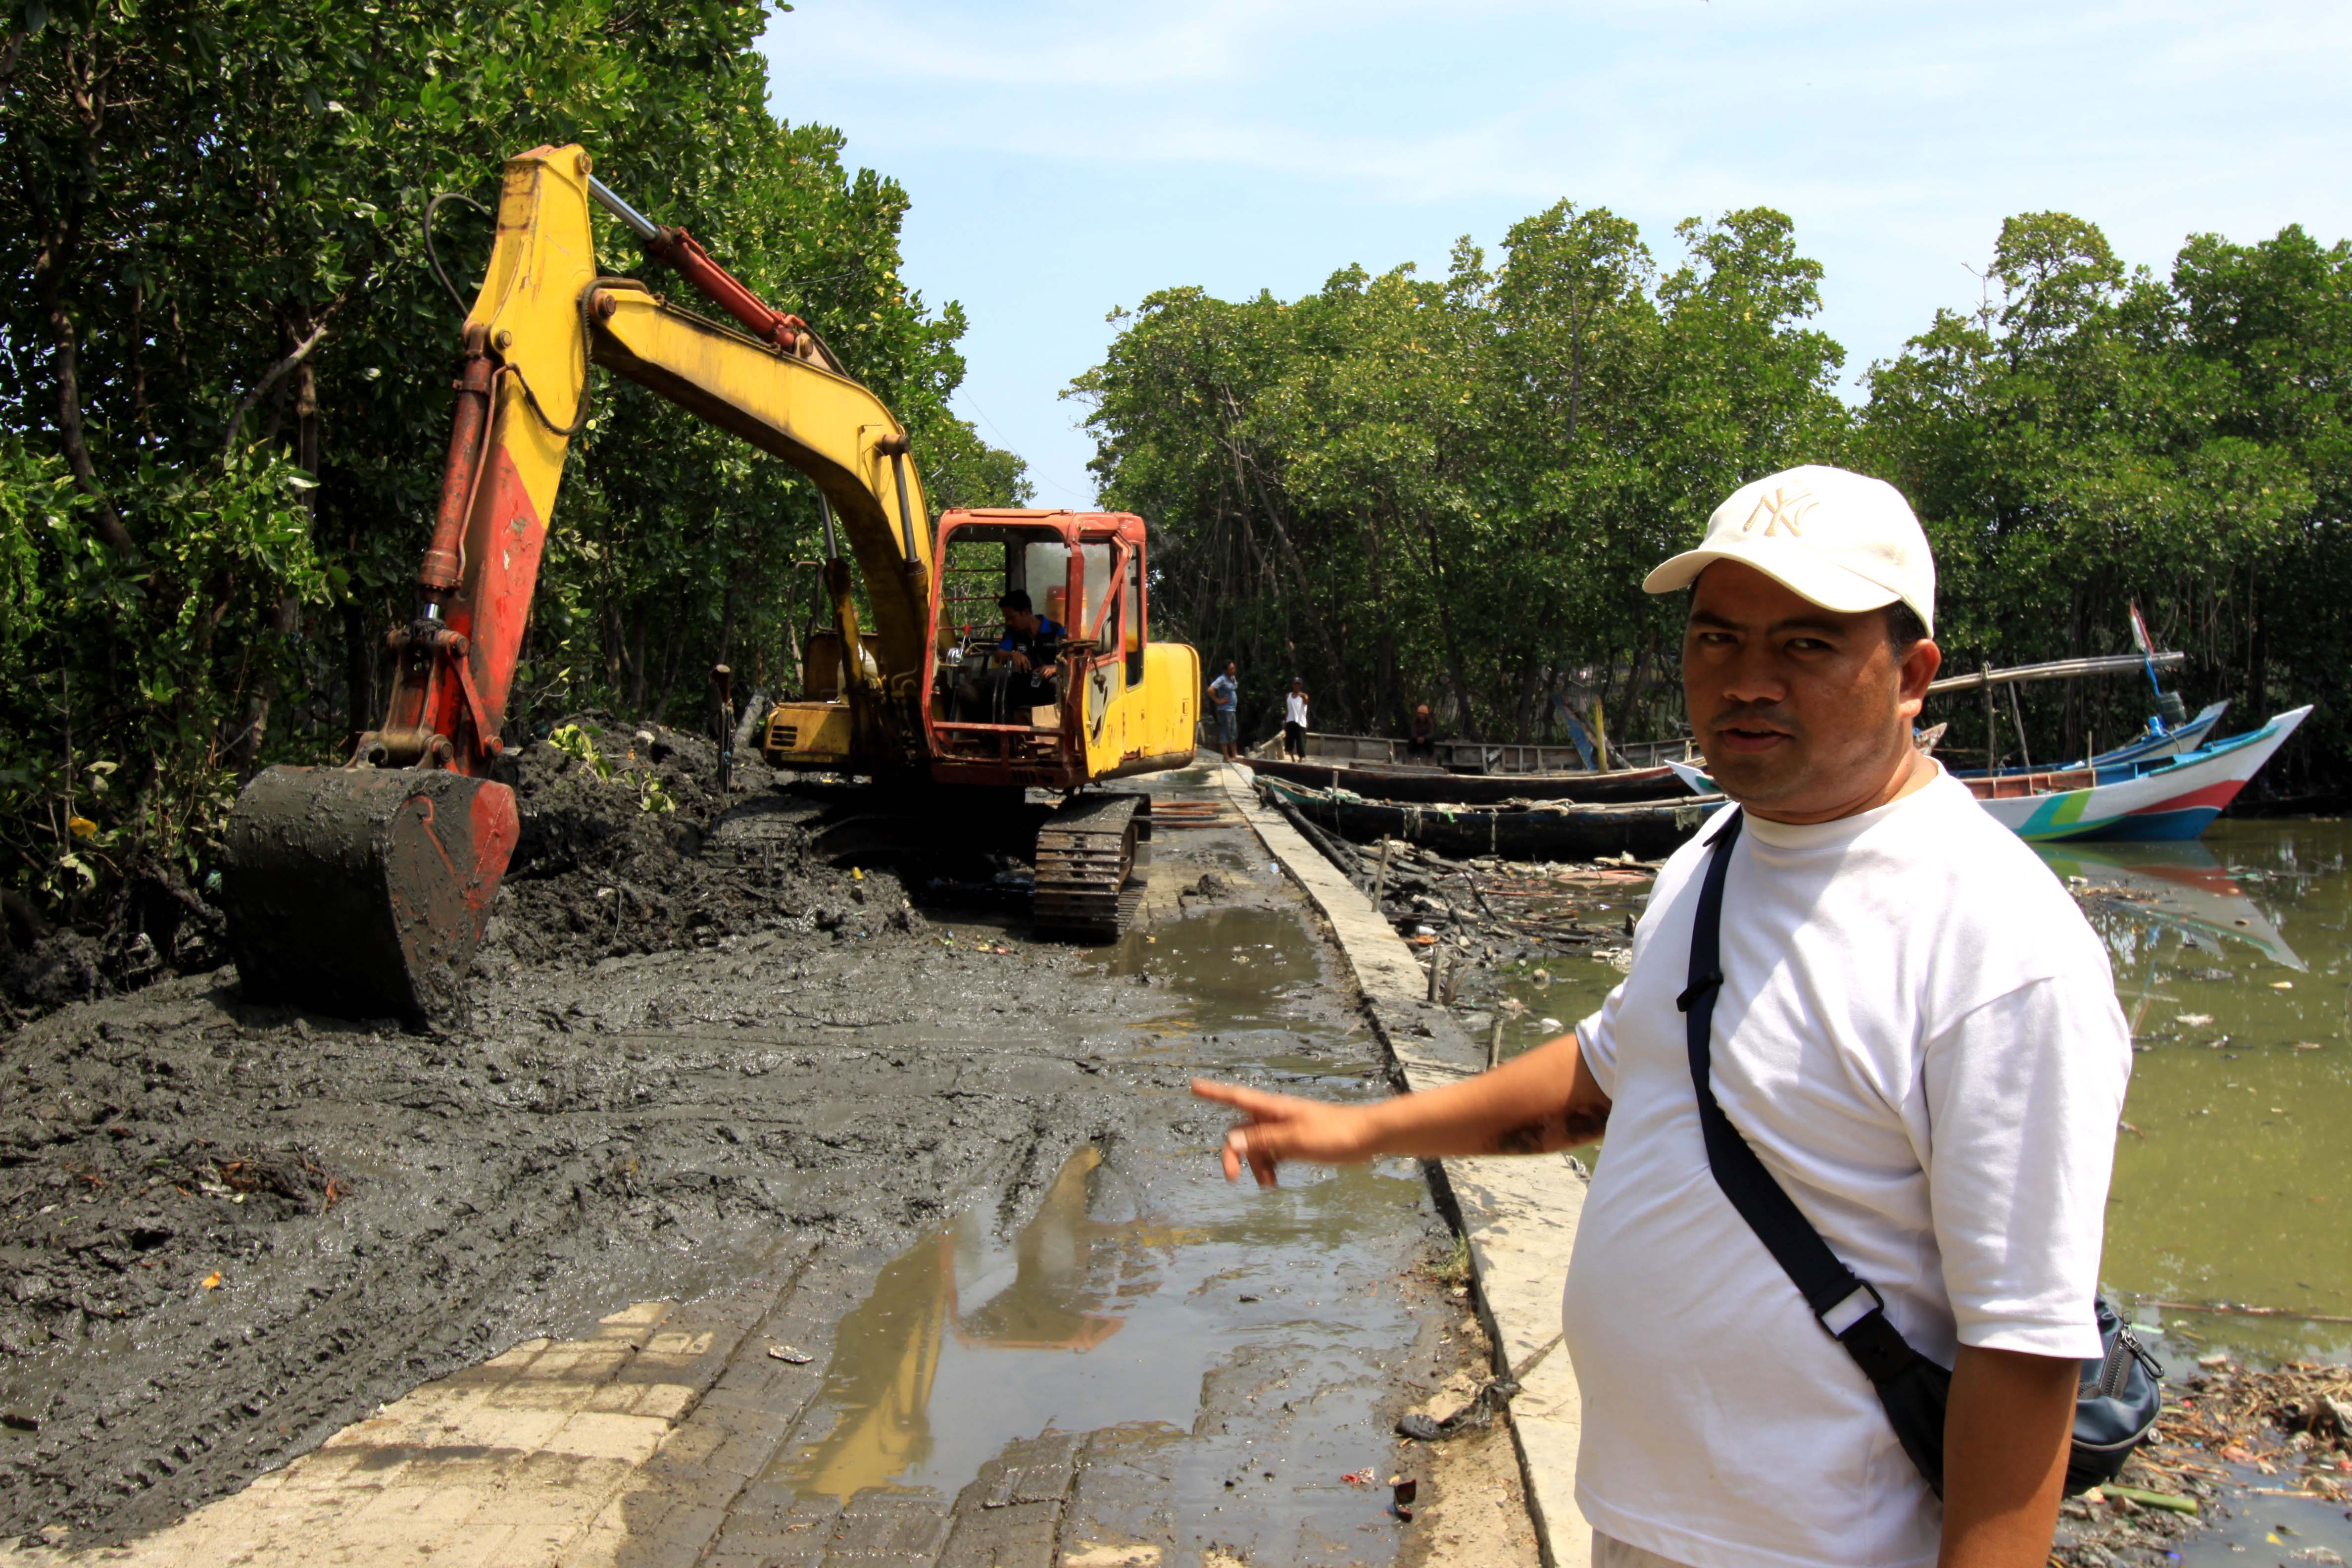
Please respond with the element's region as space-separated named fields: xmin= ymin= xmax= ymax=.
xmin=0 ymin=723 xmax=1134 ymax=1545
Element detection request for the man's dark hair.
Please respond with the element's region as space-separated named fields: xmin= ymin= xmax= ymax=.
xmin=1885 ymin=601 xmax=1927 ymax=651
xmin=999 ymin=589 xmax=1032 ymax=613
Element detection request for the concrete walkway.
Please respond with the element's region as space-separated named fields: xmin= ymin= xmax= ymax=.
xmin=1218 ymin=763 xmax=1591 ymax=1568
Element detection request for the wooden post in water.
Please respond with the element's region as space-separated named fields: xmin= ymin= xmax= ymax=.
xmin=1488 ymin=1014 xmax=1505 ymax=1071
xmin=1372 ymin=837 xmax=1392 ymax=911
xmin=1426 ymin=944 xmax=1443 ymax=1003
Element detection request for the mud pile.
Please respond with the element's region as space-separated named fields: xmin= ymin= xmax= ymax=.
xmin=0 ymin=716 xmax=866 ymax=1031
xmin=0 ymin=891 xmax=1115 ymax=1544
xmin=0 ymin=867 xmax=230 ymax=1032
xmin=483 ymin=717 xmax=911 ymax=972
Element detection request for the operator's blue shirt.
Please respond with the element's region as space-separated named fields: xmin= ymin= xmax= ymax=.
xmin=997 ymin=614 xmax=1063 ymax=654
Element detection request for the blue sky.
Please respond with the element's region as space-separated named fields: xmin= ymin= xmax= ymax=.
xmin=760 ymin=1 xmax=2352 ymax=509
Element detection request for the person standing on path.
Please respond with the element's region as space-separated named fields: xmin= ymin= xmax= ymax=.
xmin=1208 ymin=661 xmax=1240 ymax=761
xmin=1194 ymin=464 xmax=2130 ymax=1568
xmin=1283 ymin=677 xmax=1310 ymax=760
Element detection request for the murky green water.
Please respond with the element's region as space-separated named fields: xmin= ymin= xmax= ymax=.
xmin=2076 ymin=820 xmax=2352 ymax=1364
xmin=1482 ymin=819 xmax=2352 ymax=1366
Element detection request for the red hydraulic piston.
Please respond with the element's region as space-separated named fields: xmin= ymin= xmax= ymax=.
xmin=421 ymin=325 xmax=497 ymax=596
xmin=587 ymin=175 xmax=815 ymax=360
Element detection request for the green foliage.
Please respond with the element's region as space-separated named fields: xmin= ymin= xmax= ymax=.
xmin=0 ymin=0 xmax=1024 ymax=920
xmin=1086 ymin=200 xmax=2352 ymax=790
xmin=1073 ymin=203 xmax=1845 ymax=743
xmin=1858 ymin=213 xmax=2342 ymax=774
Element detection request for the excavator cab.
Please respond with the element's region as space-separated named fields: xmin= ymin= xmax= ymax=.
xmin=912 ymin=510 xmax=1194 ymax=790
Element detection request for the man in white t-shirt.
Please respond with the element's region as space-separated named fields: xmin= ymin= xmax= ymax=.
xmin=1283 ymin=677 xmax=1311 ymax=759
xmin=1194 ymin=465 xmax=2129 ymax=1568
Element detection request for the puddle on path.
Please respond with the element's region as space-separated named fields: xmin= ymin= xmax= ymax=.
xmin=765 ymin=803 xmax=1444 ymax=1550
xmin=1093 ymin=904 xmax=1361 ymax=1076
xmin=768 ymin=1144 xmax=1433 ymax=1517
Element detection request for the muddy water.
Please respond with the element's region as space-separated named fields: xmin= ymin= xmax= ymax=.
xmin=2076 ymin=820 xmax=2352 ymax=1366
xmin=733 ymin=774 xmax=1470 ymax=1563
xmin=771 ymin=1147 xmax=1432 ymax=1511
xmin=1475 ymin=819 xmax=2352 ymax=1368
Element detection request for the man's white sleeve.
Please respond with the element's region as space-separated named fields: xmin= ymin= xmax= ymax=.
xmin=1576 ymin=981 xmax=1629 ymax=1101
xmin=1921 ymin=974 xmax=2131 ymax=1358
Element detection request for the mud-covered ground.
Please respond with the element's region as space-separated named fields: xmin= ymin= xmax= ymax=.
xmin=0 ymin=747 xmax=1508 ymax=1563
xmin=0 ymin=723 xmax=1079 ymax=1540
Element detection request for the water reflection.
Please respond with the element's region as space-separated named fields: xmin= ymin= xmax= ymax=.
xmin=2038 ymin=839 xmax=2304 ymax=973
xmin=2043 ymin=821 xmax=2352 ymax=1363
xmin=772 ymin=1144 xmax=1431 ymax=1511
xmin=791 ymin=1147 xmax=1175 ymax=1499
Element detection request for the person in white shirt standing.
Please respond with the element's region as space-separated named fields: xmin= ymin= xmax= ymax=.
xmin=1193 ymin=464 xmax=2130 ymax=1568
xmin=1283 ymin=677 xmax=1310 ymax=759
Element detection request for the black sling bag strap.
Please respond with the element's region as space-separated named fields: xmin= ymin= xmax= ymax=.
xmin=1677 ymin=809 xmax=1957 ymax=1495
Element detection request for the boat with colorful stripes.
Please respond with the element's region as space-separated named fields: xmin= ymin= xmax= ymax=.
xmin=1962 ymin=707 xmax=2308 ymax=841
xmin=1667 ymin=706 xmax=2309 ymax=843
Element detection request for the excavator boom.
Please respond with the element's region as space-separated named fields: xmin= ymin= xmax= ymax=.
xmin=220 ymin=145 xmax=940 ymax=1022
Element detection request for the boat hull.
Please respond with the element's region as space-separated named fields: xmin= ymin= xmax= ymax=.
xmin=1968 ymin=707 xmax=2309 ymax=842
xmin=1255 ymin=773 xmax=1723 ymax=860
xmin=1248 ymin=754 xmax=1686 ymax=804
xmin=1668 ymin=706 xmax=2310 ymax=844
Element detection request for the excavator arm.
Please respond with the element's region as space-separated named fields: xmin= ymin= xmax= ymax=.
xmin=220 ymin=143 xmax=938 ymax=1021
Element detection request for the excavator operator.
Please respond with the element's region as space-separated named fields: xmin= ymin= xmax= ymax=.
xmin=948 ymin=589 xmax=1064 ymax=724
xmin=993 ymin=589 xmax=1064 ymax=709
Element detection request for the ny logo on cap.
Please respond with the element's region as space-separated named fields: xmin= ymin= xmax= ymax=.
xmin=1741 ymin=485 xmax=1817 ymax=538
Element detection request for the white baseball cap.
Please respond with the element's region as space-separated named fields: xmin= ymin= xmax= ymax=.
xmin=1642 ymin=464 xmax=1936 ymax=636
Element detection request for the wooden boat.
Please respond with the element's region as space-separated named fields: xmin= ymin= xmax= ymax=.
xmin=1952 ymin=700 xmax=2229 ymax=780
xmin=1247 ymin=753 xmax=1687 ymax=805
xmin=1667 ymin=706 xmax=2311 ymax=843
xmin=1254 ymin=773 xmax=1725 ymax=861
xmin=1256 ymin=728 xmax=1696 ymax=775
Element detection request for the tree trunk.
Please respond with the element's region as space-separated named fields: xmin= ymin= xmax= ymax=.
xmin=34 ymin=270 xmax=138 ymax=558
xmin=343 ymin=600 xmax=375 ymax=748
xmin=625 ymin=617 xmax=648 ymax=714
xmin=229 ymin=351 xmax=318 ymax=778
xmin=1416 ymin=512 xmax=1480 ymax=740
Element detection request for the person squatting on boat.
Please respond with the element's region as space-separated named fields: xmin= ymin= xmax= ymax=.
xmin=1195 ymin=463 xmax=2131 ymax=1568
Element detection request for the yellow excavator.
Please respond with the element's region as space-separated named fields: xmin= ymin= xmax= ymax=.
xmin=218 ymin=144 xmax=1198 ymax=1022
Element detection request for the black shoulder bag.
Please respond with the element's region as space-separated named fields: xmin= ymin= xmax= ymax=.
xmin=1677 ymin=810 xmax=2162 ymax=1499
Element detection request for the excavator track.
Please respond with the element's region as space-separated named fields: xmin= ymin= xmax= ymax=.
xmin=1032 ymin=793 xmax=1150 ymax=941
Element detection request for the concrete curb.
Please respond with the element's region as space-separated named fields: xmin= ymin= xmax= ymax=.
xmin=1218 ymin=763 xmax=1591 ymax=1568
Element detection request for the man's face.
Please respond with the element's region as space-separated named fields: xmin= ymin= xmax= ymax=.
xmin=1006 ymin=607 xmax=1035 ymax=634
xmin=1225 ymin=663 xmax=1237 ymax=677
xmin=1683 ymin=562 xmax=1941 ymax=821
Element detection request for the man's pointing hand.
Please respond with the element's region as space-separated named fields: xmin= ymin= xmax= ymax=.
xmin=1191 ymin=1078 xmax=1379 ymax=1187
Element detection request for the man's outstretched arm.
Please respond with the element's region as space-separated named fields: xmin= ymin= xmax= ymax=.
xmin=1192 ymin=1029 xmax=1610 ymax=1186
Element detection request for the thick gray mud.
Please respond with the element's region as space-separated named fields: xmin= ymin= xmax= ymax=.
xmin=0 ymin=728 xmax=1148 ymax=1544
xmin=0 ymin=753 xmax=1443 ymax=1556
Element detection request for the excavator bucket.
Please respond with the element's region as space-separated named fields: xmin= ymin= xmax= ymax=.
xmin=219 ymin=766 xmax=519 ymax=1025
